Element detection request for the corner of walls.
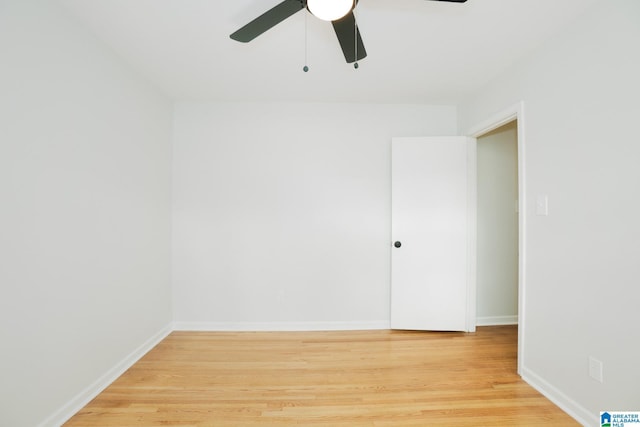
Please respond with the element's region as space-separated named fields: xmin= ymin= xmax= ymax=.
xmin=37 ymin=323 xmax=174 ymax=427
xmin=0 ymin=1 xmax=173 ymax=426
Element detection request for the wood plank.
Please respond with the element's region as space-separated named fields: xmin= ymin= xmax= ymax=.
xmin=64 ymin=326 xmax=578 ymax=426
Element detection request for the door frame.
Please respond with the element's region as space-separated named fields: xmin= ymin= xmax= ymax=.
xmin=466 ymin=101 xmax=526 ymax=375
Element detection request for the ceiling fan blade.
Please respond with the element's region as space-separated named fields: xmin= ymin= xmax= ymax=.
xmin=332 ymin=12 xmax=367 ymax=63
xmin=230 ymin=0 xmax=304 ymax=42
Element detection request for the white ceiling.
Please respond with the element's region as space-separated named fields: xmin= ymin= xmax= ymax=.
xmin=58 ymin=0 xmax=600 ymax=104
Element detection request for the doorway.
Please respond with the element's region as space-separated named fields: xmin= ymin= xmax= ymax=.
xmin=476 ymin=121 xmax=519 ymax=326
xmin=468 ymin=102 xmax=526 ymax=375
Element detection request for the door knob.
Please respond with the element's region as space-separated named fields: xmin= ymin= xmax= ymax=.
xmin=394 ymin=241 xmax=402 ymax=248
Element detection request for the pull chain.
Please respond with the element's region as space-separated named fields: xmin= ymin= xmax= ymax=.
xmin=303 ymin=1 xmax=309 ymax=72
xmin=353 ymin=2 xmax=359 ymax=69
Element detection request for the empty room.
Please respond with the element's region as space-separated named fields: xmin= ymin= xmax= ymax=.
xmin=1 ymin=0 xmax=639 ymax=426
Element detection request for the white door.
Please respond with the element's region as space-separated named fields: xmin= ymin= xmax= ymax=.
xmin=391 ymin=137 xmax=476 ymax=332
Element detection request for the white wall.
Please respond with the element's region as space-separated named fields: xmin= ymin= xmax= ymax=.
xmin=172 ymin=102 xmax=457 ymax=329
xmin=476 ymin=122 xmax=518 ymax=324
xmin=459 ymin=0 xmax=640 ymax=423
xmin=0 ymin=1 xmax=173 ymax=426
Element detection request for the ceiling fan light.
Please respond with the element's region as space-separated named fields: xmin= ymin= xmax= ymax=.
xmin=307 ymin=0 xmax=353 ymax=22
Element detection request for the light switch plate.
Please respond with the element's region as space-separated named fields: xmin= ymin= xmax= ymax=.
xmin=536 ymin=195 xmax=548 ymax=216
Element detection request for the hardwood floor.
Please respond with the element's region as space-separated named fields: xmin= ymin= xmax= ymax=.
xmin=65 ymin=326 xmax=578 ymax=426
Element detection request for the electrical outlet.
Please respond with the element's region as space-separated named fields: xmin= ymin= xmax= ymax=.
xmin=589 ymin=356 xmax=603 ymax=383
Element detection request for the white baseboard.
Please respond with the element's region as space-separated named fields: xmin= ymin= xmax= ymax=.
xmin=38 ymin=323 xmax=173 ymax=427
xmin=172 ymin=320 xmax=391 ymax=332
xmin=521 ymin=366 xmax=593 ymax=426
xmin=476 ymin=315 xmax=518 ymax=326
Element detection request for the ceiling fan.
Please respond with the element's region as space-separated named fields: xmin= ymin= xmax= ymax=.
xmin=230 ymin=0 xmax=468 ymax=64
